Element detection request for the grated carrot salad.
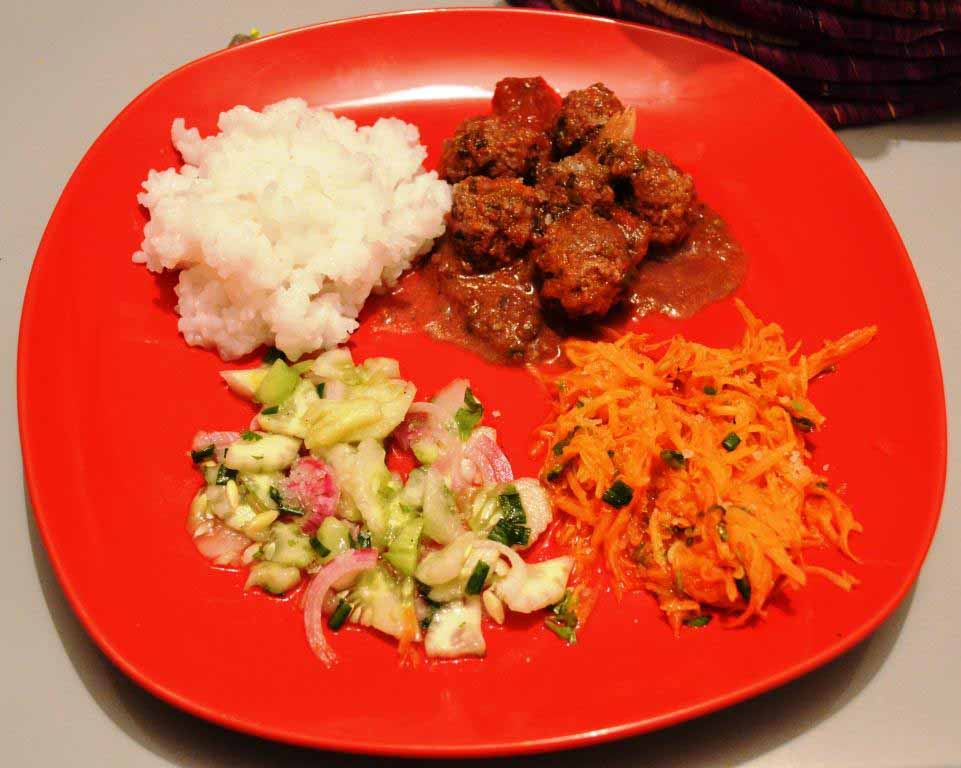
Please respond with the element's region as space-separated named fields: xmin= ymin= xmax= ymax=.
xmin=536 ymin=301 xmax=876 ymax=633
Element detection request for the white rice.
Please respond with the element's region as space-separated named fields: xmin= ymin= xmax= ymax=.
xmin=133 ymin=98 xmax=451 ymax=360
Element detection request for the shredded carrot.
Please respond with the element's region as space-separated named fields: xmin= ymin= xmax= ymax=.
xmin=539 ymin=301 xmax=876 ymax=632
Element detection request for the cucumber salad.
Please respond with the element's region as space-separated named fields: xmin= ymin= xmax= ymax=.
xmin=187 ymin=349 xmax=573 ymax=665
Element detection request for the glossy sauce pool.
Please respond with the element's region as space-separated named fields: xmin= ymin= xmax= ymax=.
xmin=369 ymin=204 xmax=747 ymax=363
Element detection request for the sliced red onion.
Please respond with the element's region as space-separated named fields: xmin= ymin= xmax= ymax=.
xmin=191 ymin=430 xmax=240 ymax=463
xmin=280 ymin=457 xmax=339 ymax=534
xmin=466 ymin=433 xmax=514 ymax=483
xmin=191 ymin=520 xmax=249 ymax=566
xmin=303 ymin=549 xmax=379 ymax=666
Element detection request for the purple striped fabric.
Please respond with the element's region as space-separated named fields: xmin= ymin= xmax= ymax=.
xmin=810 ymin=0 xmax=961 ymax=23
xmin=508 ymin=0 xmax=961 ymax=125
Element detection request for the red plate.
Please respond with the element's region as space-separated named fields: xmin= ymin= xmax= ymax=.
xmin=18 ymin=8 xmax=946 ymax=757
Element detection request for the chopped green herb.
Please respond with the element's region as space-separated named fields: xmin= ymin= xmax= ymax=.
xmin=661 ymin=449 xmax=687 ymax=470
xmin=552 ymin=427 xmax=579 ymax=456
xmin=602 ymin=480 xmax=634 ymax=508
xmin=792 ymin=416 xmax=816 ymax=433
xmin=356 ymin=530 xmax=372 ymax=549
xmin=261 ymin=405 xmax=279 ymax=415
xmin=575 ymin=399 xmax=585 ymax=408
xmin=684 ymin=614 xmax=712 ymax=628
xmin=703 ymin=385 xmax=717 ymax=396
xmin=241 ymin=430 xmax=263 ymax=442
xmin=488 ymin=488 xmax=530 ymax=546
xmin=269 ymin=487 xmax=282 ymax=505
xmin=215 ymin=464 xmax=238 ymax=485
xmin=789 ymin=399 xmax=805 ymax=412
xmin=545 ymin=590 xmax=578 ymax=644
xmin=465 ymin=561 xmax=490 ymax=595
xmin=721 ymin=432 xmax=741 ymax=452
xmin=190 ymin=444 xmax=215 ymax=463
xmin=454 ymin=387 xmax=484 ymax=439
xmin=263 ymin=347 xmax=284 ymax=364
xmin=315 ymin=382 xmax=325 ymax=398
xmin=310 ymin=537 xmax=331 ymax=557
xmin=735 ymin=576 xmax=751 ymax=601
xmin=815 ymin=481 xmax=829 ymax=489
xmin=328 ymin=600 xmax=352 ymax=631
xmin=545 ymin=463 xmax=567 ymax=482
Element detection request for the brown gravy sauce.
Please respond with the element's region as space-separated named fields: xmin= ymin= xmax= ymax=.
xmin=369 ymin=204 xmax=746 ymax=364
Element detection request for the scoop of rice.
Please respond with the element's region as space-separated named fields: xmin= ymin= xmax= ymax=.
xmin=133 ymin=98 xmax=451 ymax=360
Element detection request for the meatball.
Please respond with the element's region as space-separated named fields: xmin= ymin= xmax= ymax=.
xmin=448 ymin=177 xmax=536 ymax=271
xmin=536 ymin=151 xmax=615 ymax=221
xmin=551 ymin=83 xmax=624 ymax=157
xmin=598 ymin=140 xmax=696 ymax=245
xmin=492 ymin=76 xmax=562 ymax=130
xmin=609 ymin=207 xmax=652 ymax=265
xmin=439 ymin=115 xmax=551 ymax=183
xmin=534 ymin=207 xmax=631 ymax=317
xmin=433 ymin=249 xmax=543 ymax=360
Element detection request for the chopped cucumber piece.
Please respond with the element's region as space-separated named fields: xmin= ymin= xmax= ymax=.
xmin=495 ymin=556 xmax=573 ymax=614
xmin=323 ymin=439 xmax=393 ymax=544
xmin=426 ymin=546 xmax=498 ymax=603
xmin=424 ymin=598 xmax=485 ymax=658
xmin=414 ymin=533 xmax=475 ymax=586
xmin=347 ymin=566 xmax=408 ymax=639
xmin=399 ymin=467 xmax=427 ymax=509
xmin=411 ymin=440 xmax=441 ymax=465
xmin=304 ymin=379 xmax=415 ymax=449
xmin=225 ymin=433 xmax=301 ymax=473
xmin=256 ymin=379 xmax=321 ymax=439
xmin=360 ymin=357 xmax=401 ymax=381
xmin=245 ymin=561 xmax=301 ymax=595
xmin=264 ymin=522 xmax=316 ymax=569
xmin=220 ymin=367 xmax=269 ymax=400
xmin=291 ymin=360 xmax=314 ymax=375
xmin=309 ymin=348 xmax=355 ymax=381
xmin=238 ymin=472 xmax=282 ymax=511
xmin=384 ymin=518 xmax=424 ymax=577
xmin=201 ymin=463 xmax=220 ymax=485
xmin=422 ymin=469 xmax=464 ymax=545
xmin=315 ymin=517 xmax=352 ymax=564
xmin=255 ymin=359 xmax=301 ymax=407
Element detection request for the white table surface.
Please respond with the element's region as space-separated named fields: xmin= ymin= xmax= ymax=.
xmin=5 ymin=2 xmax=959 ymax=766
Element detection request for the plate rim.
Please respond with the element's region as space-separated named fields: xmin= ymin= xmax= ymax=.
xmin=17 ymin=6 xmax=948 ymax=757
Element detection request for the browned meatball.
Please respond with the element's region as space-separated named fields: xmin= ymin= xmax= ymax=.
xmin=551 ymin=83 xmax=624 ymax=157
xmin=536 ymin=151 xmax=615 ymax=221
xmin=448 ymin=177 xmax=536 ymax=271
xmin=491 ymin=76 xmax=561 ymax=131
xmin=598 ymin=140 xmax=696 ymax=245
xmin=534 ymin=207 xmax=631 ymax=317
xmin=433 ymin=248 xmax=543 ymax=361
xmin=609 ymin=207 xmax=652 ymax=265
xmin=439 ymin=115 xmax=551 ymax=183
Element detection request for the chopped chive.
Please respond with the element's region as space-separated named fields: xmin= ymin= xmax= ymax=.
xmin=328 ymin=599 xmax=352 ymax=631
xmin=190 ymin=444 xmax=215 ymax=463
xmin=545 ymin=621 xmax=577 ymax=642
xmin=241 ymin=430 xmax=262 ymax=442
xmin=575 ymin=399 xmax=585 ymax=408
xmin=269 ymin=487 xmax=282 ymax=505
xmin=735 ymin=576 xmax=751 ymax=601
xmin=683 ymin=615 xmax=712 ymax=628
xmin=816 ymin=481 xmax=829 ymax=489
xmin=465 ymin=561 xmax=490 ymax=595
xmin=721 ymin=432 xmax=741 ymax=452
xmin=703 ymin=385 xmax=717 ymax=396
xmin=263 ymin=347 xmax=284 ymax=364
xmin=489 ymin=490 xmax=530 ymax=546
xmin=356 ymin=530 xmax=372 ymax=549
xmin=602 ymin=480 xmax=634 ymax=508
xmin=315 ymin=382 xmax=326 ymax=398
xmin=552 ymin=427 xmax=579 ymax=456
xmin=792 ymin=416 xmax=816 ymax=433
xmin=215 ymin=464 xmax=238 ymax=485
xmin=660 ymin=449 xmax=687 ymax=470
xmin=261 ymin=405 xmax=279 ymax=415
xmin=310 ymin=537 xmax=331 ymax=557
xmin=546 ymin=464 xmax=566 ymax=482
xmin=789 ymin=399 xmax=805 ymax=412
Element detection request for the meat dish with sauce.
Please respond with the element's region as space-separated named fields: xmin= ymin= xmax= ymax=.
xmin=378 ymin=77 xmax=747 ymax=363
